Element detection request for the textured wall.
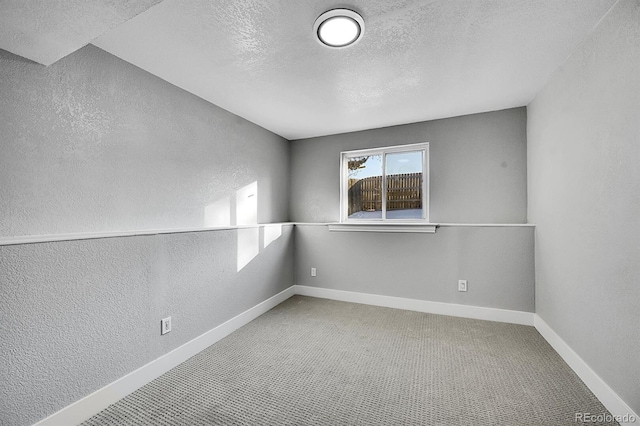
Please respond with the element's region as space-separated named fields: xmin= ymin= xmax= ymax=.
xmin=0 ymin=226 xmax=294 ymax=426
xmin=0 ymin=43 xmax=295 ymax=425
xmin=290 ymin=108 xmax=527 ymax=223
xmin=0 ymin=45 xmax=290 ymax=238
xmin=295 ymin=225 xmax=534 ymax=313
xmin=528 ymin=0 xmax=640 ymax=414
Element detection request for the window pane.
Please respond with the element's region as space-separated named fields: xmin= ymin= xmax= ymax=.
xmin=347 ymin=155 xmax=383 ymax=219
xmin=385 ymin=151 xmax=423 ymax=219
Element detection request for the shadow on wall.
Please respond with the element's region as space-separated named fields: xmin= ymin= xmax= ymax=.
xmin=204 ymin=181 xmax=282 ymax=272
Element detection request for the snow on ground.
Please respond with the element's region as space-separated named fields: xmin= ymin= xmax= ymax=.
xmin=348 ymin=209 xmax=422 ymax=220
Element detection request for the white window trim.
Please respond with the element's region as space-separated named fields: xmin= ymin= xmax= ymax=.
xmin=340 ymin=142 xmax=430 ymax=223
xmin=328 ymin=223 xmax=437 ymax=233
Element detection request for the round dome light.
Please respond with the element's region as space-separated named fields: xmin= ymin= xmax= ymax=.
xmin=314 ymin=9 xmax=364 ymax=48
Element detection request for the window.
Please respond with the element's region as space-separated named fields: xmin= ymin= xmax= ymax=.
xmin=340 ymin=143 xmax=429 ymax=222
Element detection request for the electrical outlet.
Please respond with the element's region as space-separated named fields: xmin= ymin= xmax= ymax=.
xmin=161 ymin=317 xmax=172 ymax=335
xmin=458 ymin=280 xmax=468 ymax=292
xmin=311 ymin=267 xmax=317 ymax=277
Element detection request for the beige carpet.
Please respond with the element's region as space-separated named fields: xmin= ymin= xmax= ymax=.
xmin=82 ymin=296 xmax=616 ymax=425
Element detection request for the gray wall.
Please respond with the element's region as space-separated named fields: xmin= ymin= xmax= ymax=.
xmin=0 ymin=45 xmax=290 ymax=237
xmin=0 ymin=45 xmax=295 ymax=425
xmin=290 ymin=108 xmax=532 ymax=312
xmin=0 ymin=227 xmax=294 ymax=426
xmin=296 ymin=225 xmax=534 ymax=312
xmin=290 ymin=108 xmax=527 ymax=223
xmin=527 ymin=0 xmax=640 ymax=414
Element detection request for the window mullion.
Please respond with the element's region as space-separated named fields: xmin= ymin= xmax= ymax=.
xmin=422 ymin=149 xmax=426 ymax=220
xmin=341 ymin=154 xmax=347 ymax=222
xmin=382 ymin=151 xmax=387 ymax=220
xmin=423 ymin=148 xmax=429 ymax=221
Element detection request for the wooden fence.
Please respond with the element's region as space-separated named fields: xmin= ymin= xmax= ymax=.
xmin=348 ymin=172 xmax=422 ymax=215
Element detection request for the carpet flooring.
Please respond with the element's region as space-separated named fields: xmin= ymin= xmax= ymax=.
xmin=81 ymin=296 xmax=616 ymax=425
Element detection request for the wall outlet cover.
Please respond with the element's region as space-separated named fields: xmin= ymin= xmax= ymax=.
xmin=161 ymin=317 xmax=172 ymax=335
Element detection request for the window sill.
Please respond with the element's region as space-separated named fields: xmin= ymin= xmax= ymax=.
xmin=328 ymin=223 xmax=437 ymax=233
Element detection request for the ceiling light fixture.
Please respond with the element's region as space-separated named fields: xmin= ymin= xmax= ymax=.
xmin=314 ymin=9 xmax=364 ymax=48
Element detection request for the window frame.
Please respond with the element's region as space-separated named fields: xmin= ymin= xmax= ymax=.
xmin=340 ymin=142 xmax=430 ymax=223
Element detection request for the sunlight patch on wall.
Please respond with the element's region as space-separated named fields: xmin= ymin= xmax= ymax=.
xmin=236 ymin=181 xmax=259 ymax=271
xmin=236 ymin=181 xmax=257 ymax=225
xmin=237 ymin=227 xmax=259 ymax=272
xmin=203 ymin=181 xmax=263 ymax=272
xmin=263 ymin=224 xmax=282 ymax=249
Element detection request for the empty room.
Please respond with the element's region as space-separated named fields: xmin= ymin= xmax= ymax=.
xmin=1 ymin=1 xmax=638 ymax=425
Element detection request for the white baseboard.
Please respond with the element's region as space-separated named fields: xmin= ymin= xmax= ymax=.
xmin=534 ymin=315 xmax=638 ymax=425
xmin=34 ymin=286 xmax=637 ymax=426
xmin=294 ymin=285 xmax=534 ymax=326
xmin=34 ymin=286 xmax=296 ymax=426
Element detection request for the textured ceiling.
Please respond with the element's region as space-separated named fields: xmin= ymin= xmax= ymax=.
xmin=0 ymin=0 xmax=164 ymax=66
xmin=93 ymin=0 xmax=616 ymax=139
xmin=3 ymin=1 xmax=616 ymax=139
